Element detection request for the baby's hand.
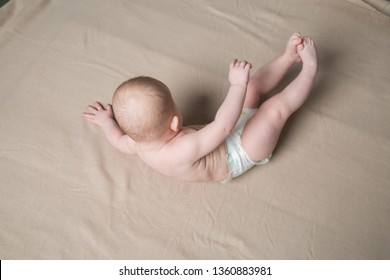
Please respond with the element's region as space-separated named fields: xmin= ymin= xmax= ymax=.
xmin=82 ymin=101 xmax=114 ymax=126
xmin=228 ymin=59 xmax=252 ymax=87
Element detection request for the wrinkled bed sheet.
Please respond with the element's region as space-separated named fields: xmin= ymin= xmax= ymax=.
xmin=0 ymin=0 xmax=389 ymax=259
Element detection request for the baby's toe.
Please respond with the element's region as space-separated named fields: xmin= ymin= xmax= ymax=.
xmin=297 ymin=43 xmax=304 ymax=53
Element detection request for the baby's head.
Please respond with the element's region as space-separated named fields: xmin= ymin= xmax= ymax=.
xmin=112 ymin=76 xmax=181 ymax=142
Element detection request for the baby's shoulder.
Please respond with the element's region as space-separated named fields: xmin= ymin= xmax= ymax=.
xmin=181 ymin=124 xmax=205 ymax=133
xmin=160 ymin=127 xmax=203 ymax=161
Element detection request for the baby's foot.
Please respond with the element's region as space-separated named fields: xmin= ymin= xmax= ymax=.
xmin=297 ymin=36 xmax=317 ymax=67
xmin=283 ymin=33 xmax=303 ymax=64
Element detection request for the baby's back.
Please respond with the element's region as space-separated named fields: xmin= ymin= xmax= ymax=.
xmin=135 ymin=126 xmax=229 ymax=182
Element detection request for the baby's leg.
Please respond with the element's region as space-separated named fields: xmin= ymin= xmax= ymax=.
xmin=241 ymin=36 xmax=318 ymax=161
xmin=244 ymin=33 xmax=303 ymax=108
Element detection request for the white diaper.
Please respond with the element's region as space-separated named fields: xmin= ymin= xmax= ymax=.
xmin=221 ymin=108 xmax=272 ymax=183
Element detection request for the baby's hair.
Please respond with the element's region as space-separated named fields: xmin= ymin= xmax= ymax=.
xmin=112 ymin=76 xmax=175 ymax=142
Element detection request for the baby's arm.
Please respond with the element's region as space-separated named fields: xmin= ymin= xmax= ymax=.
xmin=82 ymin=102 xmax=136 ymax=155
xmin=178 ymin=59 xmax=251 ymax=162
xmin=215 ymin=59 xmax=252 ymax=132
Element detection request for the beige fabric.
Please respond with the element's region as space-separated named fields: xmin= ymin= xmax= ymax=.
xmin=0 ymin=0 xmax=389 ymax=259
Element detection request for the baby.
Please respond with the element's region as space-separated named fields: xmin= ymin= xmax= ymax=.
xmin=83 ymin=33 xmax=317 ymax=182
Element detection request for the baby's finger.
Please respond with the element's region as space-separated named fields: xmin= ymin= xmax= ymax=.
xmin=82 ymin=112 xmax=95 ymax=122
xmin=94 ymin=102 xmax=104 ymax=111
xmin=239 ymin=60 xmax=248 ymax=67
xmin=87 ymin=105 xmax=98 ymax=112
xmin=83 ymin=112 xmax=94 ymax=117
xmin=230 ymin=58 xmax=238 ymax=68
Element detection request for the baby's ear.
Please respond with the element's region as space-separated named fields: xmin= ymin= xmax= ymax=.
xmin=169 ymin=116 xmax=180 ymax=132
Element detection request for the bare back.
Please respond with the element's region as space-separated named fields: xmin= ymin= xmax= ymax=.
xmin=135 ymin=126 xmax=229 ymax=182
